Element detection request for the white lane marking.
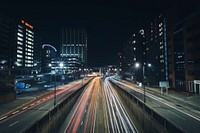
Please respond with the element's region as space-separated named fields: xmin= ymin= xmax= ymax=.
xmin=9 ymin=121 xmax=19 ymax=127
xmin=113 ymin=79 xmax=200 ymax=122
xmin=0 ymin=116 xmax=8 ymax=121
xmin=12 ymin=110 xmax=19 ymax=115
xmin=23 ymin=106 xmax=28 ymax=110
xmin=167 ymin=109 xmax=186 ymax=121
xmin=107 ymin=78 xmax=136 ymax=132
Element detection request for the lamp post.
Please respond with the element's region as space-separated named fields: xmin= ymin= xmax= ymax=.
xmin=82 ymin=69 xmax=83 ymax=86
xmin=49 ymin=63 xmax=56 ymax=106
xmin=54 ymin=75 xmax=56 ymax=106
xmin=135 ymin=62 xmax=151 ymax=103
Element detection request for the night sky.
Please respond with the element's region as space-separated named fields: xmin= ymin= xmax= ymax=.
xmin=0 ymin=0 xmax=192 ymax=67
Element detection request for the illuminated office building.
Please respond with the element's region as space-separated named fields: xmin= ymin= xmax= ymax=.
xmin=14 ymin=20 xmax=35 ymax=74
xmin=60 ymin=27 xmax=87 ymax=68
xmin=16 ymin=20 xmax=34 ymax=67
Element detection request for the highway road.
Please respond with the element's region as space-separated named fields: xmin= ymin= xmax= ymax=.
xmin=0 ymin=79 xmax=90 ymax=133
xmin=63 ymin=76 xmax=137 ymax=133
xmin=65 ymin=77 xmax=100 ymax=133
xmin=111 ymin=77 xmax=200 ymax=133
xmin=103 ymin=77 xmax=137 ymax=133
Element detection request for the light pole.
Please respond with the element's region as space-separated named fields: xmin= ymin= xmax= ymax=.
xmin=135 ymin=62 xmax=151 ymax=103
xmin=49 ymin=63 xmax=56 ymax=106
xmin=54 ymin=74 xmax=56 ymax=106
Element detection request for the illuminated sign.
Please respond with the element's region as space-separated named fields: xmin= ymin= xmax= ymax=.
xmin=21 ymin=20 xmax=33 ymax=29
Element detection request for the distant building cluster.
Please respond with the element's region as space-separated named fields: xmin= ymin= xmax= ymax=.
xmin=0 ymin=12 xmax=88 ymax=82
xmin=120 ymin=5 xmax=200 ymax=93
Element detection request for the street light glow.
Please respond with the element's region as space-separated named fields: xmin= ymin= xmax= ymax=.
xmin=148 ymin=63 xmax=152 ymax=67
xmin=135 ymin=62 xmax=140 ymax=68
xmin=59 ymin=62 xmax=64 ymax=68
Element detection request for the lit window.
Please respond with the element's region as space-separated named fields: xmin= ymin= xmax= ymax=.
xmin=18 ymin=29 xmax=23 ymax=33
xmin=17 ymin=59 xmax=22 ymax=62
xmin=18 ymin=25 xmax=23 ymax=29
xmin=17 ymin=46 xmax=23 ymax=50
xmin=17 ymin=33 xmax=23 ymax=37
xmin=17 ymin=54 xmax=22 ymax=58
xmin=17 ymin=37 xmax=23 ymax=41
xmin=17 ymin=50 xmax=23 ymax=54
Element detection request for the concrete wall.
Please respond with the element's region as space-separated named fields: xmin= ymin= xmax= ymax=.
xmin=23 ymin=82 xmax=90 ymax=133
xmin=111 ymin=81 xmax=184 ymax=133
xmin=39 ymin=89 xmax=83 ymax=133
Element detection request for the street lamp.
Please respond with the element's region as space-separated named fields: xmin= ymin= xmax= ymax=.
xmin=135 ymin=62 xmax=151 ymax=103
xmin=135 ymin=62 xmax=140 ymax=68
xmin=59 ymin=62 xmax=64 ymax=68
xmin=79 ymin=68 xmax=84 ymax=86
xmin=49 ymin=63 xmax=57 ymax=107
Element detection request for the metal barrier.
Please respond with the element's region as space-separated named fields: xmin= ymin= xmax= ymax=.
xmin=22 ymin=80 xmax=91 ymax=133
xmin=110 ymin=80 xmax=185 ymax=133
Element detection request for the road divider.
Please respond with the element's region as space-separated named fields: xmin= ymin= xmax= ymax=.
xmin=110 ymin=80 xmax=185 ymax=133
xmin=21 ymin=79 xmax=92 ymax=133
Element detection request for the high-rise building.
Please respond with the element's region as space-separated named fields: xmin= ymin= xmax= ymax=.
xmin=0 ymin=12 xmax=14 ymax=75
xmin=13 ymin=20 xmax=35 ymax=75
xmin=33 ymin=34 xmax=42 ymax=74
xmin=0 ymin=12 xmax=42 ymax=76
xmin=42 ymin=44 xmax=57 ymax=73
xmin=60 ymin=27 xmax=87 ymax=68
xmin=123 ymin=30 xmax=145 ymax=82
xmin=168 ymin=11 xmax=200 ymax=93
xmin=144 ymin=13 xmax=168 ymax=85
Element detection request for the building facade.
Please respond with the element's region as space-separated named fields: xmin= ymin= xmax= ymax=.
xmin=42 ymin=44 xmax=57 ymax=73
xmin=0 ymin=12 xmax=43 ymax=77
xmin=60 ymin=27 xmax=87 ymax=67
xmin=13 ymin=20 xmax=35 ymax=75
xmin=0 ymin=12 xmax=14 ymax=75
xmin=123 ymin=30 xmax=145 ymax=82
xmin=144 ymin=14 xmax=168 ymax=86
xmin=168 ymin=11 xmax=200 ymax=93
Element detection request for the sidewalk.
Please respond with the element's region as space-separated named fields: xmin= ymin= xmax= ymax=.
xmin=122 ymin=80 xmax=200 ymax=111
xmin=0 ymin=89 xmax=52 ymax=118
xmin=146 ymin=86 xmax=200 ymax=109
xmin=0 ymin=79 xmax=86 ymax=119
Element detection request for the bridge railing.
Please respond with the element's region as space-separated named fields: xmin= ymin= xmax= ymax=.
xmin=22 ymin=80 xmax=91 ymax=133
xmin=110 ymin=80 xmax=185 ymax=133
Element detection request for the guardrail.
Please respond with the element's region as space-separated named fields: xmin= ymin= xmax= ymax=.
xmin=22 ymin=80 xmax=91 ymax=133
xmin=110 ymin=80 xmax=185 ymax=133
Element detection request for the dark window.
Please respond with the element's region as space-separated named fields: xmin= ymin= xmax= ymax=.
xmin=187 ymin=35 xmax=200 ymax=42
xmin=186 ymin=24 xmax=200 ymax=32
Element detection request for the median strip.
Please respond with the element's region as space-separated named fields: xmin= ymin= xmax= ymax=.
xmin=0 ymin=116 xmax=8 ymax=121
xmin=12 ymin=110 xmax=19 ymax=115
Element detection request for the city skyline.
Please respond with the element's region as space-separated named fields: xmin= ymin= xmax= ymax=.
xmin=0 ymin=0 xmax=180 ymax=67
xmin=0 ymin=1 xmax=200 ymax=133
